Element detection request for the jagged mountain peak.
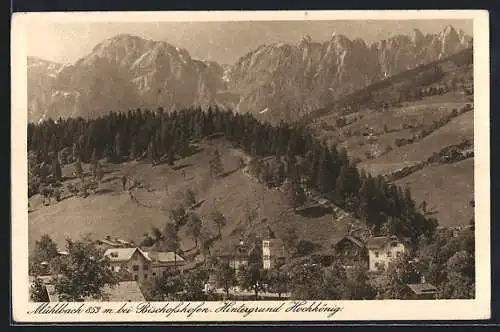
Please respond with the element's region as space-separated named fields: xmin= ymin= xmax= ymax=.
xmin=300 ymin=34 xmax=313 ymax=44
xmin=410 ymin=28 xmax=425 ymax=45
xmin=437 ymin=24 xmax=463 ymax=56
xmin=28 ymin=25 xmax=472 ymax=123
xmin=329 ymin=32 xmax=352 ymax=46
xmin=89 ymin=34 xmax=187 ymax=66
xmin=441 ymin=24 xmax=459 ymax=36
xmin=92 ymin=33 xmax=150 ymax=53
xmin=439 ymin=24 xmax=461 ymax=44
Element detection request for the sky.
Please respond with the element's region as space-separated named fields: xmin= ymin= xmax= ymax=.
xmin=26 ymin=20 xmax=473 ymax=66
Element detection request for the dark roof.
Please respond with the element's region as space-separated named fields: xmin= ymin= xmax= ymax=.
xmin=407 ymin=283 xmax=439 ymax=295
xmin=220 ymin=240 xmax=257 ymax=257
xmin=336 ymin=235 xmax=365 ymax=248
xmin=366 ymin=236 xmax=401 ymax=250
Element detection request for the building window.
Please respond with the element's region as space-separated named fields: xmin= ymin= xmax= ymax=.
xmin=396 ymin=251 xmax=402 ymax=257
xmin=134 ymin=275 xmax=138 ymax=281
xmin=152 ymin=272 xmax=156 ymax=277
xmin=144 ymin=274 xmax=148 ymax=279
xmin=263 ymin=241 xmax=270 ymax=247
xmin=144 ymin=265 xmax=149 ymax=271
xmin=374 ymin=251 xmax=379 ymax=258
xmin=387 ymin=251 xmax=392 ymax=257
xmin=263 ymin=255 xmax=270 ymax=260
xmin=133 ymin=265 xmax=139 ymax=271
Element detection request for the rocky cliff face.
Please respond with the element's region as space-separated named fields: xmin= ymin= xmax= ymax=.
xmin=227 ymin=25 xmax=472 ymax=121
xmin=28 ymin=26 xmax=472 ymax=123
xmin=28 ymin=34 xmax=226 ymax=122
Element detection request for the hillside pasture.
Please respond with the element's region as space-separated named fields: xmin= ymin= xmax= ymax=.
xmin=394 ymin=158 xmax=474 ymax=226
xmin=360 ymin=111 xmax=473 ymax=176
xmin=28 ymin=138 xmax=345 ymax=254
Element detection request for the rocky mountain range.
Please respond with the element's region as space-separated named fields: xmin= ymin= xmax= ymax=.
xmin=28 ymin=25 xmax=472 ymax=123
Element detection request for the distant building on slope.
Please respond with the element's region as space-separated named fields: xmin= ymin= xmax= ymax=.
xmin=366 ymin=236 xmax=405 ymax=272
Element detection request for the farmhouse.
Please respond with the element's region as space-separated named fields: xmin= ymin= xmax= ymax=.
xmin=104 ymin=247 xmax=187 ymax=282
xmin=219 ymin=239 xmax=259 ymax=271
xmin=366 ymin=236 xmax=405 ymax=272
xmin=104 ymin=247 xmax=151 ymax=283
xmin=333 ymin=235 xmax=368 ymax=269
xmin=143 ymin=250 xmax=186 ymax=277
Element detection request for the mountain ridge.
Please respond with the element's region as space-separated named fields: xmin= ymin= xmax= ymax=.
xmin=28 ymin=25 xmax=472 ymax=123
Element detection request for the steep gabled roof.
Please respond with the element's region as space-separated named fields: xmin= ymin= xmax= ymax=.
xmin=336 ymin=235 xmax=365 ymax=249
xmin=104 ymin=247 xmax=150 ymax=262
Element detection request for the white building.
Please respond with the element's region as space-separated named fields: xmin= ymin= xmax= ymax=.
xmin=104 ymin=247 xmax=152 ymax=283
xmin=366 ymin=236 xmax=405 ymax=272
xmin=262 ymin=238 xmax=285 ymax=270
xmin=104 ymin=247 xmax=186 ymax=283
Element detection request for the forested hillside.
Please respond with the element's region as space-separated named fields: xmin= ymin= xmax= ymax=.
xmin=29 ymin=106 xmax=437 ymax=247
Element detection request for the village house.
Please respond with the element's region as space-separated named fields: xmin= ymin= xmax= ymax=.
xmin=333 ymin=235 xmax=368 ymax=269
xmin=104 ymin=247 xmax=151 ymax=283
xmin=104 ymin=247 xmax=187 ymax=283
xmin=142 ymin=250 xmax=186 ymax=278
xmin=219 ymin=239 xmax=259 ymax=271
xmin=262 ymin=238 xmax=286 ymax=270
xmin=230 ymin=240 xmax=251 ymax=270
xmin=366 ymin=236 xmax=405 ymax=272
xmin=262 ymin=232 xmax=286 ymax=270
